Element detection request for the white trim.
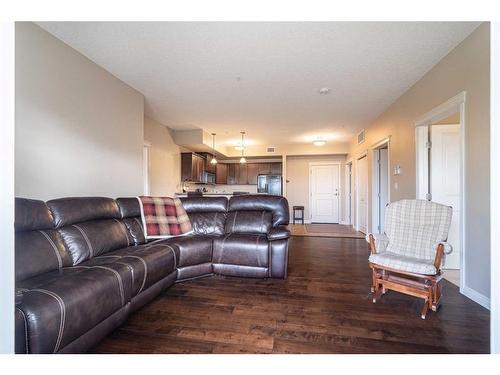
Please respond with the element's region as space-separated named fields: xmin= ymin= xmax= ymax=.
xmin=355 ymin=152 xmax=368 ymax=233
xmin=415 ymin=91 xmax=467 ymax=127
xmin=413 ymin=92 xmax=483 ymax=308
xmin=308 ymin=162 xmax=341 ymax=223
xmin=371 ymin=136 xmax=391 ymax=150
xmin=491 ymin=21 xmax=500 ymax=353
xmin=344 ymin=161 xmax=353 ymax=226
xmin=371 ymin=137 xmax=391 ymax=234
xmin=461 ymin=285 xmax=491 ymax=310
xmin=0 ymin=21 xmax=15 ymax=354
xmin=415 ymin=126 xmax=429 ymax=199
xmin=143 ymin=143 xmax=151 ymax=196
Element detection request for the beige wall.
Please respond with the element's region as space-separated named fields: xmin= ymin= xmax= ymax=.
xmin=347 ymin=23 xmax=490 ymax=300
xmin=15 ymin=22 xmax=144 ymax=200
xmin=286 ymin=155 xmax=347 ymax=223
xmin=144 ymin=117 xmax=181 ymax=196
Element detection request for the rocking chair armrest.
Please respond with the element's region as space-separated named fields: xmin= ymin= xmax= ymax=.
xmin=433 ymin=241 xmax=453 ymax=270
xmin=368 ymin=233 xmax=389 ymax=255
xmin=434 ymin=241 xmax=453 ymax=255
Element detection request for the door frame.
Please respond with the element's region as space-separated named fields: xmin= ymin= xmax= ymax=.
xmin=355 ymin=151 xmax=368 ymax=233
xmin=308 ymin=161 xmax=342 ymax=224
xmin=414 ymin=91 xmax=473 ymax=303
xmin=143 ymin=142 xmax=151 ymax=195
xmin=371 ymin=137 xmax=391 ymax=234
xmin=345 ymin=160 xmax=353 ymax=225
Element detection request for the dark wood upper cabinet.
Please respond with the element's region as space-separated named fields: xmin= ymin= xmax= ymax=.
xmin=227 ymin=164 xmax=237 ymax=185
xmin=270 ymin=162 xmax=282 ymax=174
xmin=181 ymin=152 xmax=205 ymax=182
xmin=202 ymin=153 xmax=216 ymax=174
xmin=182 ymin=157 xmax=282 ymax=185
xmin=236 ymin=163 xmax=248 ymax=185
xmin=215 ymin=163 xmax=227 ymax=184
xmin=246 ymin=163 xmax=260 ymax=185
xmin=257 ymin=163 xmax=271 ymax=175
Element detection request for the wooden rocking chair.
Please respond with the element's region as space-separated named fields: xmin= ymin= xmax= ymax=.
xmin=368 ymin=199 xmax=453 ymax=319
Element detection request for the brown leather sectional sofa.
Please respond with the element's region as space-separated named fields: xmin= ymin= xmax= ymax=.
xmin=14 ymin=194 xmax=290 ymax=353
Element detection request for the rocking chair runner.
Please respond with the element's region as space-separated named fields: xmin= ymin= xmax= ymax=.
xmin=368 ymin=199 xmax=453 ymax=319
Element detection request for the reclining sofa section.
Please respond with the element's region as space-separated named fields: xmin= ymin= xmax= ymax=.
xmin=14 ymin=194 xmax=290 ymax=354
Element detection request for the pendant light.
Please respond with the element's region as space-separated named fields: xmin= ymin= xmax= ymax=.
xmin=313 ymin=138 xmax=327 ymax=146
xmin=210 ymin=133 xmax=218 ymax=165
xmin=239 ymin=131 xmax=247 ymax=164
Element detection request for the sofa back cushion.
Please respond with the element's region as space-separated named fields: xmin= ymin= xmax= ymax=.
xmin=228 ymin=195 xmax=289 ymax=227
xmin=58 ymin=219 xmax=130 ymax=265
xmin=15 ymin=198 xmax=72 ymax=281
xmin=225 ymin=211 xmax=273 ymax=234
xmin=47 ymin=197 xmax=130 ymax=265
xmin=47 ymin=197 xmax=121 ymax=228
xmin=116 ymin=198 xmax=146 ymax=245
xmin=180 ymin=197 xmax=228 ymax=235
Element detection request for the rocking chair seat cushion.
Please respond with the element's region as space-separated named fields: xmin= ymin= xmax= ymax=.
xmin=369 ymin=251 xmax=437 ymax=275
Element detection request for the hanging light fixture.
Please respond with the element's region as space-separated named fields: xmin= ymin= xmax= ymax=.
xmin=312 ymin=137 xmax=327 ymax=146
xmin=239 ymin=131 xmax=247 ymax=164
xmin=210 ymin=133 xmax=218 ymax=165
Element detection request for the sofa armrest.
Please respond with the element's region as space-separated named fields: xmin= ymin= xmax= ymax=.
xmin=267 ymin=226 xmax=290 ymax=241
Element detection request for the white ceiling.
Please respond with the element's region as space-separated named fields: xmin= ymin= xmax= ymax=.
xmin=37 ymin=22 xmax=480 ymax=148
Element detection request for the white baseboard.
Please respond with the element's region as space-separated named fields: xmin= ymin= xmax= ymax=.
xmin=461 ymin=285 xmax=491 ymax=310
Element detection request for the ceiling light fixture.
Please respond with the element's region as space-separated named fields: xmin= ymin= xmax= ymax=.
xmin=318 ymin=87 xmax=331 ymax=95
xmin=210 ymin=133 xmax=218 ymax=165
xmin=313 ymin=138 xmax=327 ymax=146
xmin=239 ymin=131 xmax=247 ymax=164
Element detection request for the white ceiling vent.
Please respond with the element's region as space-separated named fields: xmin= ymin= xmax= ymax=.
xmin=357 ymin=130 xmax=365 ymax=145
xmin=266 ymin=146 xmax=276 ymax=153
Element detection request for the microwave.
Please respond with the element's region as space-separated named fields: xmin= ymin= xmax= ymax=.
xmin=202 ymin=172 xmax=216 ymax=184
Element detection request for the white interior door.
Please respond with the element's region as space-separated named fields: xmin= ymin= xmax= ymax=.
xmin=357 ymin=156 xmax=368 ymax=233
xmin=310 ymin=164 xmax=340 ymax=223
xmin=431 ymin=124 xmax=460 ymax=269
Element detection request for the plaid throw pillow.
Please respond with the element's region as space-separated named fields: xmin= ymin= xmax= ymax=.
xmin=137 ymin=196 xmax=193 ymax=239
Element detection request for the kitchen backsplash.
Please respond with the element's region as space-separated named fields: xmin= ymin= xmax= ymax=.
xmin=183 ymin=183 xmax=258 ymax=194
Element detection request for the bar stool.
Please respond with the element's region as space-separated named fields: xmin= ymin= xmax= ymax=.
xmin=292 ymin=206 xmax=305 ymax=224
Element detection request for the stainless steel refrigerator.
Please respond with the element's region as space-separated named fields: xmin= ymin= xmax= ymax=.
xmin=257 ymin=174 xmax=282 ymax=195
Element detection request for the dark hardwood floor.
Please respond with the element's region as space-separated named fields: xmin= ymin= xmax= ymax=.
xmin=92 ymin=236 xmax=490 ymax=354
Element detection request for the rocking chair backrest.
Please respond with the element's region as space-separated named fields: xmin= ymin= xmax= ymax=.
xmin=384 ymin=199 xmax=452 ymax=261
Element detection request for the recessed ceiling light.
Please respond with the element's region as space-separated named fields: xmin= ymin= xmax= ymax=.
xmin=318 ymin=87 xmax=331 ymax=95
xmin=313 ymin=138 xmax=327 ymax=146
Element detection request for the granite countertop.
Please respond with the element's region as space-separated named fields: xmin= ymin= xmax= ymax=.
xmin=175 ymin=192 xmax=237 ymax=196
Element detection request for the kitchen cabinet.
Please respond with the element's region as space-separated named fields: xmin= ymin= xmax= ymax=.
xmin=182 ymin=157 xmax=282 ymax=185
xmin=270 ymin=162 xmax=282 ymax=174
xmin=203 ymin=153 xmax=216 ymax=174
xmin=181 ymin=152 xmax=205 ymax=182
xmin=227 ymin=164 xmax=237 ymax=185
xmin=236 ymin=163 xmax=248 ymax=185
xmin=215 ymin=163 xmax=227 ymax=184
xmin=246 ymin=163 xmax=260 ymax=185
xmin=257 ymin=163 xmax=271 ymax=175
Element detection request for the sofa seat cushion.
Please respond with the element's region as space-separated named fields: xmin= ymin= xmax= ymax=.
xmin=369 ymin=252 xmax=437 ymax=275
xmin=17 ymin=267 xmax=130 ymax=353
xmin=213 ymin=233 xmax=269 ymax=268
xmin=159 ymin=235 xmax=213 ymax=268
xmin=85 ymin=243 xmax=178 ymax=295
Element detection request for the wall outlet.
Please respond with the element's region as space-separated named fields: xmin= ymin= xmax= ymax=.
xmin=394 ymin=182 xmax=399 ymax=190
